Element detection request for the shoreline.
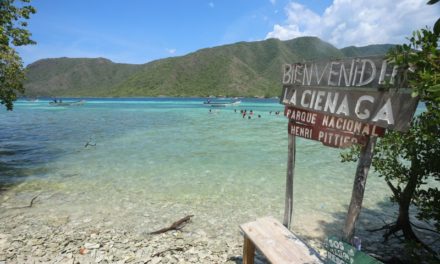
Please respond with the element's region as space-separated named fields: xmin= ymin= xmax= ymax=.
xmin=17 ymin=96 xmax=280 ymax=101
xmin=1 ymin=191 xmax=435 ymax=264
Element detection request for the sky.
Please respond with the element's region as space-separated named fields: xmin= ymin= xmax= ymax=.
xmin=17 ymin=0 xmax=440 ymax=65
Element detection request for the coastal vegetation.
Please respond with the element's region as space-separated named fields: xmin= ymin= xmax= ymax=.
xmin=0 ymin=0 xmax=36 ymax=110
xmin=342 ymin=4 xmax=440 ymax=261
xmin=23 ymin=37 xmax=393 ymax=98
xmin=373 ymin=25 xmax=440 ymax=261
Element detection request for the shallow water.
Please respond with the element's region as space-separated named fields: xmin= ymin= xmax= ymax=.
xmin=0 ymin=98 xmax=415 ymax=249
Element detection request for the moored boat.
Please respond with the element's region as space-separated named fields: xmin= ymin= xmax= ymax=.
xmin=203 ymin=99 xmax=241 ymax=107
xmin=49 ymin=100 xmax=86 ymax=106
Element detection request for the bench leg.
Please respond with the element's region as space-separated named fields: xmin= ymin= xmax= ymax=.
xmin=243 ymin=236 xmax=255 ymax=264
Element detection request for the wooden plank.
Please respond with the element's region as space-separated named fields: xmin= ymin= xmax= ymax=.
xmin=257 ymin=217 xmax=322 ymax=263
xmin=283 ymin=132 xmax=296 ymax=228
xmin=243 ymin=236 xmax=255 ymax=264
xmin=343 ymin=136 xmax=377 ymax=242
xmin=240 ymin=216 xmax=322 ymax=264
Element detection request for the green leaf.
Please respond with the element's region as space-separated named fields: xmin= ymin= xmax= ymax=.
xmin=0 ymin=0 xmax=36 ymax=110
xmin=434 ymin=18 xmax=440 ymax=36
xmin=427 ymin=84 xmax=440 ymax=92
xmin=427 ymin=0 xmax=440 ymax=4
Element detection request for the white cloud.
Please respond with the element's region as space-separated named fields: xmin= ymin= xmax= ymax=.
xmin=209 ymin=2 xmax=214 ymax=8
xmin=166 ymin=48 xmax=176 ymax=54
xmin=270 ymin=0 xmax=276 ymax=5
xmin=266 ymin=0 xmax=440 ymax=47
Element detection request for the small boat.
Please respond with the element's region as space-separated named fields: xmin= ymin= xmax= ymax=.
xmin=49 ymin=100 xmax=86 ymax=106
xmin=203 ymin=99 xmax=241 ymax=107
xmin=25 ymin=97 xmax=39 ymax=102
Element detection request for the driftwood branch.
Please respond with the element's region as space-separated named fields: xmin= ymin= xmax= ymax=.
xmin=9 ymin=195 xmax=39 ymax=209
xmin=149 ymin=215 xmax=194 ymax=235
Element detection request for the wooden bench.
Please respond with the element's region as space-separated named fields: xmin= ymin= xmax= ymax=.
xmin=240 ymin=216 xmax=323 ymax=264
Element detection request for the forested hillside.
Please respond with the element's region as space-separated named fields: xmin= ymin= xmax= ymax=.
xmin=24 ymin=37 xmax=393 ymax=97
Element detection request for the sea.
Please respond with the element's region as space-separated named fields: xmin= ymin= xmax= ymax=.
xmin=0 ymin=98 xmax=426 ymax=251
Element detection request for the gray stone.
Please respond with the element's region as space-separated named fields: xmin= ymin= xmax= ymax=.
xmin=150 ymin=257 xmax=162 ymax=264
xmin=0 ymin=234 xmax=11 ymax=252
xmin=197 ymin=250 xmax=210 ymax=259
xmin=33 ymin=248 xmax=46 ymax=257
xmin=95 ymin=251 xmax=105 ymax=263
xmin=84 ymin=242 xmax=100 ymax=249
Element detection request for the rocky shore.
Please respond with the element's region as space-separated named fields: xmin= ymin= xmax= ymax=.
xmin=0 ymin=208 xmax=410 ymax=264
xmin=0 ymin=214 xmax=249 ymax=264
xmin=0 ymin=191 xmax=272 ymax=264
xmin=1 ymin=190 xmax=438 ymax=263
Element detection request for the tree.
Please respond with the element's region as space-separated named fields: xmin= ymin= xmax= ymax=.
xmin=372 ymin=108 xmax=440 ymax=243
xmin=378 ymin=2 xmax=440 ymax=236
xmin=0 ymin=0 xmax=36 ymax=110
xmin=342 ymin=12 xmax=440 ymax=261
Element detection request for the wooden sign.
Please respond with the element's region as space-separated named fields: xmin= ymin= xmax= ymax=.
xmin=284 ymin=106 xmax=385 ymax=148
xmin=325 ymin=236 xmax=383 ymax=264
xmin=279 ymin=56 xmax=419 ymax=242
xmin=281 ymin=85 xmax=418 ymax=132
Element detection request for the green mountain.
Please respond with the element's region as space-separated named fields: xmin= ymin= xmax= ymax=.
xmin=24 ymin=57 xmax=141 ymax=97
xmin=23 ymin=37 xmax=394 ymax=98
xmin=340 ymin=44 xmax=395 ymax=57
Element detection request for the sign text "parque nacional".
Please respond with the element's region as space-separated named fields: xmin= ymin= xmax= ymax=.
xmin=284 ymin=106 xmax=386 ymax=148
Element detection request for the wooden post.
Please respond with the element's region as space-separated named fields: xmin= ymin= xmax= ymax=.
xmin=283 ymin=132 xmax=296 ymax=228
xmin=242 ymin=236 xmax=255 ymax=264
xmin=343 ymin=136 xmax=377 ymax=242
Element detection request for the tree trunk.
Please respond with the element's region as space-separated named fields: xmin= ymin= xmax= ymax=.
xmin=396 ymin=168 xmax=420 ymax=241
xmin=385 ymin=167 xmax=420 ymax=242
xmin=383 ymin=167 xmax=438 ymax=257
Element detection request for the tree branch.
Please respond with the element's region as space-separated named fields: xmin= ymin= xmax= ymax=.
xmin=386 ymin=180 xmax=400 ymax=198
xmin=8 ymin=195 xmax=39 ymax=209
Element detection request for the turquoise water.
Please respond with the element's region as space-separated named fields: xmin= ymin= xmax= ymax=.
xmin=0 ymin=98 xmax=416 ymax=247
